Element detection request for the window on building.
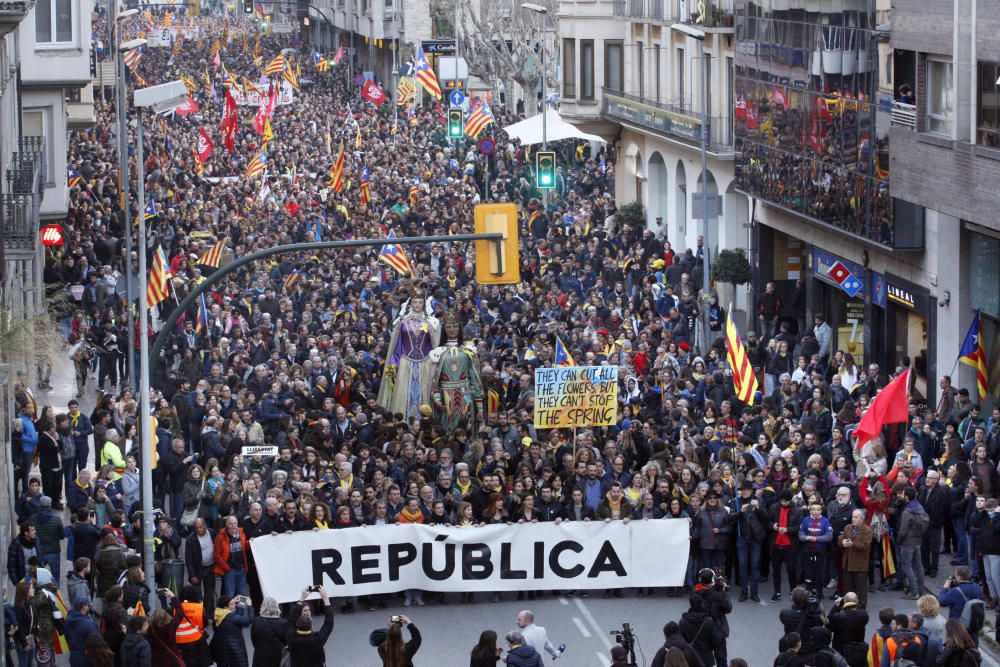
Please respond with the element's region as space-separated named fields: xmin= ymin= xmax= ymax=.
xmin=637 ymin=41 xmax=644 ymax=96
xmin=605 ymin=41 xmax=623 ymax=92
xmin=977 ymin=61 xmax=1000 ymax=148
xmin=677 ymin=48 xmax=685 ymax=106
xmin=35 ymin=0 xmax=75 ymax=46
xmin=563 ymin=38 xmax=576 ymax=98
xmin=926 ymin=58 xmax=954 ymax=137
xmin=580 ymin=40 xmax=594 ymax=100
xmin=654 ymin=44 xmax=661 ymax=102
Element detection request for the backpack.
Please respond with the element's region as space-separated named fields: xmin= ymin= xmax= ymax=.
xmin=956 ymin=585 xmax=986 ymax=634
xmin=908 ymin=509 xmax=930 ymax=538
xmin=890 ymin=631 xmax=923 ymax=667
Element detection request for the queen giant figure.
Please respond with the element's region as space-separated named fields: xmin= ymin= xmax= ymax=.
xmin=377 ymin=289 xmax=441 ymax=419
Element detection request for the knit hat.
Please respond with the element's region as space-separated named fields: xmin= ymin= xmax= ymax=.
xmin=39 ymin=496 xmax=52 ymax=508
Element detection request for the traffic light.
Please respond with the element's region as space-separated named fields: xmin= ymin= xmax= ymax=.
xmin=535 ymin=150 xmax=556 ymax=189
xmin=447 ymin=108 xmax=464 ymax=139
xmin=242 ymin=0 xmax=254 ymax=14
xmin=474 ymin=203 xmax=520 ymax=285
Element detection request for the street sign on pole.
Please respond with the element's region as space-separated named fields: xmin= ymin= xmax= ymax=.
xmin=449 ymin=89 xmax=465 ymax=107
xmin=478 ymin=137 xmax=495 ymax=154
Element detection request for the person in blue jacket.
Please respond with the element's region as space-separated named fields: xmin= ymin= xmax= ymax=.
xmin=67 ymin=400 xmax=93 ymax=482
xmin=17 ymin=406 xmax=38 ymax=493
xmin=799 ymin=503 xmax=833 ymax=597
xmin=210 ymin=595 xmax=254 ymax=667
xmin=938 ymin=565 xmax=984 ymax=619
xmin=65 ymin=598 xmax=99 ymax=667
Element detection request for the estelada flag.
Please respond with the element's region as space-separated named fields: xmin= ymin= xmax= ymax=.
xmin=147 ymin=246 xmax=170 ymax=307
xmin=327 ymin=144 xmax=344 ymax=192
xmin=282 ymin=67 xmax=300 ymax=91
xmin=198 ymin=240 xmax=225 ymax=269
xmin=360 ymin=79 xmax=388 ymax=106
xmin=959 ymin=309 xmax=989 ymax=400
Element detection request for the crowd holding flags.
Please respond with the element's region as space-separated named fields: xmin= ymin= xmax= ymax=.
xmin=378 ymin=230 xmax=413 ymax=275
xmin=263 ymin=54 xmax=285 ymax=76
xmin=725 ymin=304 xmax=759 ymax=405
xmin=960 ymin=309 xmax=989 ymax=400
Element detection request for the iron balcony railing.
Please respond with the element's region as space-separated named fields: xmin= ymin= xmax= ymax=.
xmin=3 ymin=135 xmax=44 ymax=250
xmin=1 ymin=192 xmax=36 ymax=250
xmin=601 ymin=88 xmax=733 ymax=154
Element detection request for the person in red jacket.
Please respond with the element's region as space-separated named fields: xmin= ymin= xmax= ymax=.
xmin=213 ymin=515 xmax=249 ymax=598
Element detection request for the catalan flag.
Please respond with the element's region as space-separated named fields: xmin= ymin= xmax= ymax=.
xmin=197 ymin=240 xmax=225 ymax=269
xmin=327 ymin=144 xmax=344 ymax=192
xmin=245 ymin=148 xmax=268 ymax=180
xmin=261 ymin=117 xmax=274 ymax=148
xmin=210 ymin=39 xmax=221 ymax=57
xmin=359 ymin=166 xmax=372 ymax=206
xmin=554 ymin=335 xmax=576 ymax=367
xmin=254 ymin=54 xmax=263 ymax=68
xmin=378 ymin=229 xmax=413 ymax=275
xmin=172 ymin=39 xmax=182 ymax=57
xmin=147 ymin=246 xmax=170 ymax=308
xmin=960 ymin=308 xmax=989 ymax=400
xmin=142 ymin=9 xmax=153 ymax=24
xmin=144 ymin=199 xmax=157 ymax=221
xmin=396 ymin=76 xmax=416 ymax=104
xmin=48 ymin=588 xmax=69 ymax=655
xmin=161 ymin=10 xmax=174 ymax=28
xmin=181 ymin=75 xmax=197 ymax=94
xmin=67 ymin=166 xmax=83 ymax=189
xmin=243 ymin=77 xmax=263 ymax=95
xmin=195 ymin=293 xmax=209 ymax=334
xmin=222 ymin=66 xmax=238 ymax=90
xmin=413 ymin=44 xmax=442 ymax=99
xmin=408 ymin=180 xmax=420 ymax=205
xmin=464 ymin=99 xmax=495 ymax=138
xmin=314 ymin=50 xmax=329 ymax=72
xmin=123 ymin=47 xmax=143 ymax=72
xmin=283 ymin=270 xmax=300 ymax=291
xmin=725 ymin=304 xmax=759 ymax=405
xmin=263 ymin=54 xmax=286 ymax=77
xmin=282 ymin=66 xmax=299 ymax=91
xmin=193 ymin=148 xmax=204 ymax=176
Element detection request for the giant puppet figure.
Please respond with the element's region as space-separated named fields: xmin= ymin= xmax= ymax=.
xmin=428 ymin=310 xmax=485 ymax=436
xmin=377 ymin=289 xmax=441 ymax=419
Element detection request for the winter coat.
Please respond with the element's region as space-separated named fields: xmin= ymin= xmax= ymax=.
xmin=250 ymin=615 xmax=287 ymax=667
xmin=377 ymin=623 xmax=422 ymax=666
xmin=897 ymin=500 xmax=930 ymax=546
xmin=678 ymin=609 xmax=723 ymax=667
xmin=66 ymin=572 xmax=91 ymax=609
xmin=837 ymin=523 xmax=873 ymax=572
xmin=121 ymin=631 xmax=153 ymax=667
xmin=728 ymin=496 xmax=768 ymax=542
xmin=286 ymin=603 xmax=334 ymax=667
xmin=65 ymin=608 xmax=100 ymax=667
xmin=210 ymin=605 xmax=253 ymax=667
xmin=94 ymin=544 xmax=127 ymax=596
xmin=692 ymin=507 xmax=732 ymax=550
xmin=6 ymin=534 xmax=38 ymax=584
xmin=505 ymin=644 xmax=545 ymax=667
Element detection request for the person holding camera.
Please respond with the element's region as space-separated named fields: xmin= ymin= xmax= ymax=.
xmin=779 ymin=587 xmax=826 ymax=657
xmin=210 ymin=594 xmax=253 ymax=667
xmin=692 ymin=568 xmax=731 ymax=666
xmin=826 ymin=592 xmax=869 ymax=665
xmin=286 ymin=586 xmax=334 ymax=667
xmin=730 ymin=480 xmax=768 ymax=602
xmin=378 ymin=614 xmax=421 ymax=667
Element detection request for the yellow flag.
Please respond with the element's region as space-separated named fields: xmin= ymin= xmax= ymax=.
xmin=262 ymin=117 xmax=274 ymax=147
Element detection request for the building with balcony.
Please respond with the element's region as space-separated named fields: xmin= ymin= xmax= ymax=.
xmin=731 ymin=0 xmax=954 ymax=405
xmin=560 ymin=0 xmax=747 ymax=304
xmin=887 ymin=0 xmax=1000 ymax=406
xmin=17 ymin=0 xmax=95 ymax=222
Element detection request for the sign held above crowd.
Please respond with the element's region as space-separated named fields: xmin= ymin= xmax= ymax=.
xmin=534 ymin=365 xmax=619 ymax=428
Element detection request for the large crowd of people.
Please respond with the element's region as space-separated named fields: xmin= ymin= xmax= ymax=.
xmin=0 ymin=5 xmax=994 ymax=667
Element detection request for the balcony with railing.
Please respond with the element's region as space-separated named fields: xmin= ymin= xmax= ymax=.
xmin=890 ymin=101 xmax=916 ymax=130
xmin=612 ymin=0 xmax=734 ymax=30
xmin=0 ymin=0 xmax=33 ymax=38
xmin=2 ymin=136 xmax=44 ymax=251
xmin=601 ymin=88 xmax=733 ymax=157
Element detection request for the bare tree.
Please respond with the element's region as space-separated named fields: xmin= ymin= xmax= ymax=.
xmin=457 ymin=0 xmax=559 ymax=115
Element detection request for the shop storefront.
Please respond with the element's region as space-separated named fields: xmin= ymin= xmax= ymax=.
xmin=870 ymin=271 xmax=935 ymax=404
xmin=811 ymin=248 xmax=866 ymax=366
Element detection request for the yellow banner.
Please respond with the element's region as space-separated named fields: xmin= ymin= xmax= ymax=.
xmin=533 ymin=366 xmax=619 ymax=429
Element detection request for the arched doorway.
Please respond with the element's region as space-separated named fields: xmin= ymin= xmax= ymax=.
xmin=696 ymin=169 xmax=719 ymax=262
xmin=634 ymin=150 xmax=645 ymax=208
xmin=674 ymin=160 xmax=687 ymax=246
xmin=647 ymin=152 xmax=668 ymax=236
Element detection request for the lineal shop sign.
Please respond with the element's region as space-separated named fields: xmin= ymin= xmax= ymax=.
xmin=251 ymin=520 xmax=689 ymax=602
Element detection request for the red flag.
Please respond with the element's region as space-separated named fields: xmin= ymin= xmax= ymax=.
xmin=253 ymin=103 xmax=267 ymax=134
xmin=220 ymin=89 xmax=238 ymax=153
xmin=854 ymin=369 xmax=911 ymax=450
xmin=332 ymin=44 xmax=344 ymax=66
xmin=771 ymin=85 xmax=789 ymax=109
xmin=264 ymin=83 xmax=279 ymax=117
xmin=735 ymin=96 xmax=747 ymax=120
xmin=746 ymin=101 xmax=759 ymax=130
xmin=197 ymin=129 xmax=214 ymax=162
xmin=175 ymin=96 xmax=199 ymax=116
xmin=360 ymin=79 xmax=388 ymax=106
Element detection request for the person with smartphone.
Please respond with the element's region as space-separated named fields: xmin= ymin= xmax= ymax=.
xmin=378 ymin=614 xmax=421 ymax=667
xmin=286 ymin=586 xmax=333 ymax=667
xmin=210 ymin=594 xmax=253 ymax=667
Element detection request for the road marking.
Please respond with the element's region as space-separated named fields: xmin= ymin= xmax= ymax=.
xmin=595 ymin=651 xmax=608 ymax=666
xmin=559 ymin=596 xmax=569 ymax=606
xmin=572 ymin=617 xmax=591 ymax=638
xmin=573 ymin=596 xmax=613 ymax=649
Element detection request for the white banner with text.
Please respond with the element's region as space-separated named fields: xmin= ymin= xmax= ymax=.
xmin=251 ymin=520 xmax=689 ymax=602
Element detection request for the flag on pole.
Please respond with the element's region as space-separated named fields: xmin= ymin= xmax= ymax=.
xmin=378 ymin=230 xmax=413 ymax=275
xmin=67 ymin=166 xmax=83 ymax=189
xmin=147 ymin=247 xmax=170 ymax=307
xmin=195 ymin=293 xmax=209 ymax=334
xmin=725 ymin=304 xmax=759 ymax=405
xmin=960 ymin=309 xmax=989 ymax=400
xmin=989 ymin=331 xmax=1000 ymax=401
xmin=409 ymin=180 xmax=420 ymax=205
xmin=282 ymin=67 xmax=300 ymax=91
xmin=263 ymin=54 xmax=286 ymax=76
xmin=413 ymin=45 xmax=442 ymax=99
xmin=554 ymin=335 xmax=576 ymax=366
xmin=193 ymin=148 xmax=204 ymax=176
xmin=359 ymin=166 xmax=372 ymax=206
xmin=853 ymin=368 xmax=911 ymax=450
xmin=245 ymin=148 xmax=268 ymax=180
xmin=332 ymin=44 xmax=344 ymax=65
xmin=464 ymin=99 xmax=495 ymax=138
xmin=222 ymin=66 xmax=238 ymax=90
xmin=283 ymin=270 xmax=300 ymax=291
xmin=197 ymin=240 xmax=225 ymax=269
xmin=210 ymin=40 xmax=221 ymax=57
xmin=242 ymin=77 xmax=263 ymax=95
xmin=123 ymin=47 xmax=143 ymax=72
xmin=314 ymin=50 xmax=329 ymax=72
xmin=162 ymin=11 xmax=174 ymax=27
xmin=144 ymin=199 xmax=157 ymax=221
xmin=396 ymin=76 xmax=416 ymax=104
xmin=327 ymin=144 xmax=344 ymax=192
xmin=181 ymin=75 xmax=197 ymax=94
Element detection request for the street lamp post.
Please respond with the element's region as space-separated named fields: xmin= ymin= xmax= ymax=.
xmin=522 ymin=3 xmax=548 ymax=209
xmin=128 ymin=76 xmax=189 ymax=610
xmin=115 ymin=9 xmax=139 ymax=389
xmin=671 ymin=22 xmax=712 ymax=349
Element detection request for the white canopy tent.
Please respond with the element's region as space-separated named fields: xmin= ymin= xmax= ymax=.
xmin=501 ymin=110 xmax=607 ymax=146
